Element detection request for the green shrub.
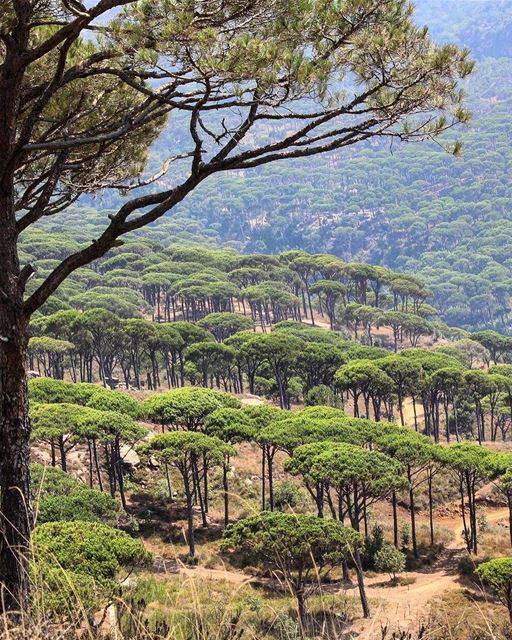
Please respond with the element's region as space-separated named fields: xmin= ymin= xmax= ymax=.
xmin=273 ymin=481 xmax=304 ymax=511
xmin=362 ymin=525 xmax=384 ymax=570
xmin=32 ymin=464 xmax=122 ymax=525
xmin=32 ymin=521 xmax=152 ymax=613
xmin=86 ymin=387 xmax=141 ymax=417
xmin=374 ymin=544 xmax=406 ymax=580
xmin=37 ymin=488 xmax=121 ymax=526
xmin=31 ymin=463 xmax=81 ymax=498
xmin=304 ymin=385 xmax=341 ymax=408
xmin=28 ymin=377 xmax=98 ymax=405
xmin=476 ymin=557 xmax=512 ymax=622
xmin=28 ymin=377 xmax=78 ymax=404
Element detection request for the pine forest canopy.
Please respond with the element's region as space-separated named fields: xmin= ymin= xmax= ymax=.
xmin=6 ymin=1 xmax=512 ymax=632
xmin=64 ymin=0 xmax=512 ymax=333
xmin=0 ymin=0 xmax=474 ymax=614
xmin=21 ymin=376 xmax=512 ymax=626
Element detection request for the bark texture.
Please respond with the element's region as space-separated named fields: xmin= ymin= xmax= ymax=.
xmin=0 ymin=220 xmax=33 ymax=611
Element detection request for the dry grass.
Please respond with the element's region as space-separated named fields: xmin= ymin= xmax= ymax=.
xmin=420 ymin=590 xmax=510 ymax=640
xmin=479 ymin=524 xmax=511 ymax=558
xmin=2 ymin=576 xmax=509 ymax=640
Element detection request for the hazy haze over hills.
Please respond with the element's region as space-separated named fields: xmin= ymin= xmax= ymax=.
xmin=50 ymin=1 xmax=512 ymax=332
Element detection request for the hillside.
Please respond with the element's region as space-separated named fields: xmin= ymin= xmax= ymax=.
xmin=69 ymin=0 xmax=512 ymax=332
xmin=23 ymin=238 xmax=512 ymax=637
xmin=5 ymin=3 xmax=512 ymax=639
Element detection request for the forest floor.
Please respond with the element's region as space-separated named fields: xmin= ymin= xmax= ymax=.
xmin=349 ymin=505 xmax=510 ymax=636
xmin=141 ymin=496 xmax=510 ymax=638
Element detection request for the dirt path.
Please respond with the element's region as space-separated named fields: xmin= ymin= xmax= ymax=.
xmin=146 ymin=505 xmax=510 ymax=637
xmin=178 ymin=564 xmax=253 ymax=585
xmin=437 ymin=506 xmax=509 ymax=547
xmin=351 ymin=506 xmax=510 ymax=635
xmin=350 ymin=548 xmax=462 ymax=636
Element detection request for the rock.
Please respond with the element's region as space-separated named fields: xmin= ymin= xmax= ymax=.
xmin=120 ymin=445 xmax=140 ymax=467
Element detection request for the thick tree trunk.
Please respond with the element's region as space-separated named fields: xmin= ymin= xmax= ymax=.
xmin=1 ymin=53 xmax=34 ymax=607
xmin=223 ymin=458 xmax=229 ymax=527
xmin=0 ymin=307 xmax=33 ymax=613
xmin=392 ymin=491 xmax=399 ymax=548
xmin=353 ymin=547 xmax=370 ymax=619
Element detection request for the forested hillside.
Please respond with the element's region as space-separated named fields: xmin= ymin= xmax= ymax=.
xmin=67 ymin=0 xmax=512 ymax=332
xmin=6 ymin=1 xmax=512 ymax=638
xmin=22 ymin=240 xmax=512 ymax=637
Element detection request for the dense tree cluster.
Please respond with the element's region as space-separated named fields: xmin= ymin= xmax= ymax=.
xmin=25 ymin=244 xmax=437 ymax=338
xmin=26 ymin=244 xmax=459 ymax=409
xmin=57 ymin=49 xmax=512 ymax=333
xmin=27 ymin=286 xmax=512 ymax=449
xmin=29 ymin=378 xmax=508 ymax=560
xmin=23 ymin=355 xmax=512 ymax=626
xmin=3 ymin=0 xmax=512 ymax=625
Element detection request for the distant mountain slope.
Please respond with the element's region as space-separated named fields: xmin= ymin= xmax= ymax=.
xmin=70 ymin=2 xmax=512 ymax=332
xmin=414 ymin=0 xmax=512 ymax=59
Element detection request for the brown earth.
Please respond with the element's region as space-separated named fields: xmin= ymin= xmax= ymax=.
xmin=143 ymin=500 xmax=510 ymax=637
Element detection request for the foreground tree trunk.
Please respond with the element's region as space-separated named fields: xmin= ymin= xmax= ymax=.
xmin=0 ymin=15 xmax=31 ymax=609
xmin=0 ymin=299 xmax=33 ymax=613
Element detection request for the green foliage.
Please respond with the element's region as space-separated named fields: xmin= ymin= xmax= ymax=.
xmin=304 ymin=384 xmax=341 ymax=407
xmin=377 ymin=430 xmax=435 ymax=467
xmin=31 ymin=463 xmax=81 ymax=498
xmin=273 ymin=481 xmax=304 ymax=512
xmin=142 ymin=431 xmax=233 ymax=462
xmin=30 ymin=402 xmax=85 ymax=440
xmin=241 ymin=404 xmax=287 ymax=428
xmin=204 ymin=408 xmax=257 ymax=443
xmin=141 ymin=387 xmax=241 ymax=429
xmin=307 ymin=443 xmax=405 ymax=499
xmin=222 ymin=512 xmax=361 ymax=572
xmin=476 ymin=557 xmax=512 ymax=618
xmin=185 ymin=341 xmax=236 ymax=384
xmin=374 ymin=544 xmax=407 ymax=579
xmin=86 ymin=388 xmax=141 ymax=417
xmin=37 ymin=489 xmax=121 ymax=526
xmin=258 ymin=415 xmax=361 ymax=455
xmin=32 ymin=521 xmax=151 ymax=613
xmin=362 ymin=525 xmax=385 ymax=570
xmin=77 ymin=408 xmax=147 ymax=443
xmin=197 ymin=312 xmax=254 ymax=342
xmin=28 ymin=378 xmax=82 ymax=404
xmin=33 ymin=521 xmax=151 ymax=579
xmin=335 ymin=360 xmax=394 ymax=399
xmin=439 ymin=442 xmax=493 ymax=475
xmin=31 ymin=464 xmax=122 ymax=526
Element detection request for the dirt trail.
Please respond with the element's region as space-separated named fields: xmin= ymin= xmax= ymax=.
xmin=351 ymin=549 xmax=461 ymax=635
xmin=438 ymin=506 xmax=509 ymax=547
xmin=177 ymin=564 xmax=253 ymax=586
xmin=351 ymin=506 xmax=510 ymax=635
xmin=147 ymin=505 xmax=510 ymax=636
